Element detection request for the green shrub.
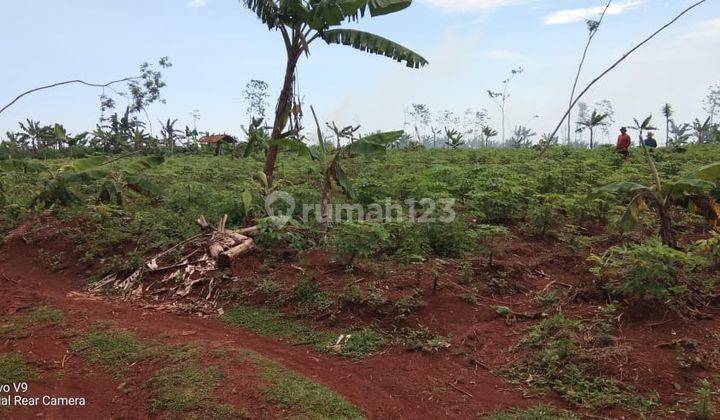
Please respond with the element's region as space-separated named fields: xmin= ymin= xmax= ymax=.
xmin=255 ymin=217 xmax=311 ymax=251
xmin=425 ymin=219 xmax=474 ymax=258
xmin=589 ymin=238 xmax=704 ymax=303
xmin=528 ymin=194 xmax=567 ymax=237
xmin=475 ymin=224 xmax=511 ymax=265
xmin=386 ymin=221 xmax=431 ymax=264
xmin=328 ymin=221 xmax=391 ymax=265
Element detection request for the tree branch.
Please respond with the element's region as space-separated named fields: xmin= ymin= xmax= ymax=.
xmin=0 ymin=77 xmax=139 ymax=116
xmin=550 ymin=0 xmax=708 ymax=142
xmin=566 ymin=0 xmax=612 ymax=143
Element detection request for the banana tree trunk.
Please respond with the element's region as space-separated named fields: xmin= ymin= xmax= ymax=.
xmin=264 ymin=51 xmax=301 ymax=187
xmin=658 ymin=203 xmax=676 ymax=248
xmin=320 ymin=174 xmax=332 ymax=228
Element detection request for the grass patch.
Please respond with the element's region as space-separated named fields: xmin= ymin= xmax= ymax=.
xmin=0 ymin=306 xmax=63 ymax=337
xmin=0 ymin=353 xmax=37 ymax=384
xmin=244 ymin=351 xmax=363 ymax=419
xmin=147 ymin=364 xmax=223 ymax=414
xmin=484 ymin=404 xmax=579 ymax=420
xmin=222 ymin=305 xmax=388 ymax=358
xmin=222 ymin=305 xmax=332 ymax=345
xmin=71 ymin=329 xmax=154 ymax=376
xmin=506 ymin=314 xmax=656 ymax=412
xmin=333 ymin=328 xmax=387 ymax=359
xmin=398 ymin=326 xmax=450 ymax=352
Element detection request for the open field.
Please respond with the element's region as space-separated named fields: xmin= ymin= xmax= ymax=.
xmin=2 ymin=145 xmax=720 ymax=418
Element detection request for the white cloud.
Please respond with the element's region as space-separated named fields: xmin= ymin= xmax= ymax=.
xmin=422 ymin=0 xmax=529 ymax=13
xmin=682 ymin=16 xmax=720 ymax=39
xmin=187 ymin=0 xmax=207 ymax=9
xmin=543 ymin=1 xmax=643 ymax=25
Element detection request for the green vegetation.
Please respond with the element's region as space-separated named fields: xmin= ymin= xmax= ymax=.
xmin=484 ymin=405 xmax=579 ymax=420
xmin=222 ymin=305 xmax=386 ymax=358
xmin=222 ymin=304 xmax=331 ymax=345
xmin=0 ymin=353 xmax=37 ymax=384
xmin=244 ymin=351 xmax=364 ymax=419
xmin=0 ymin=306 xmax=63 ymax=337
xmin=507 ymin=314 xmax=656 ymax=412
xmin=147 ymin=364 xmax=225 ymax=415
xmin=71 ymin=329 xmax=154 ymax=375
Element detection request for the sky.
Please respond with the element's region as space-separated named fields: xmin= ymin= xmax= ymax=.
xmin=1 ymin=0 xmax=719 ymax=146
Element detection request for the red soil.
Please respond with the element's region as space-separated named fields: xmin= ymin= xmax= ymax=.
xmin=2 ymin=219 xmax=719 ymax=419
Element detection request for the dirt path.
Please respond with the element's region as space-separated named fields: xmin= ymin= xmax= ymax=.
xmin=0 ymin=240 xmax=538 ymax=419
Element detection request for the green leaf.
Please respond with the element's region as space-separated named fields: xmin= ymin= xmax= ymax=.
xmin=267 ymin=138 xmax=312 ymax=157
xmin=346 ymin=130 xmax=403 ymax=154
xmin=58 ymin=169 xmax=110 ymax=183
xmin=64 ymin=156 xmax=106 ymax=172
xmin=124 ymin=156 xmax=165 ymax=173
xmin=618 ymin=194 xmax=641 ymax=232
xmin=664 ymin=179 xmax=715 ymax=199
xmin=683 ymin=162 xmax=720 ymax=182
xmin=308 ymin=0 xmax=413 ymax=29
xmin=125 ymin=175 xmax=161 ymax=197
xmin=594 ymin=182 xmax=650 ymax=197
xmin=329 ymin=158 xmax=355 ymax=199
xmin=241 ymin=0 xmax=279 ymax=28
xmin=494 ymin=306 xmax=510 ymax=316
xmin=321 ymin=29 xmax=428 ymax=68
xmin=242 ymin=190 xmax=253 ymax=214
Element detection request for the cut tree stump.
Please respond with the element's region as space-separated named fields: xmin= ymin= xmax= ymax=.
xmin=218 ymin=239 xmax=255 ymax=269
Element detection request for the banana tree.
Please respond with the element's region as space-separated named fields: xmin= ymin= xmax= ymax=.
xmin=481 ymin=125 xmax=498 ymax=147
xmin=240 ymin=0 xmax=427 ymax=186
xmin=596 ymin=162 xmax=720 ymax=248
xmin=444 ymin=128 xmax=465 ymax=149
xmin=597 ymin=116 xmax=720 ymax=247
xmin=661 ymin=103 xmax=673 ymax=145
xmin=575 ymin=110 xmax=609 ymax=149
xmin=271 ymin=106 xmax=402 ymax=227
xmin=160 ymin=118 xmax=182 ymax=152
xmin=693 ymin=116 xmax=715 ymax=144
xmin=668 ymin=121 xmax=691 ymax=149
xmin=14 ymin=155 xmax=165 ymax=208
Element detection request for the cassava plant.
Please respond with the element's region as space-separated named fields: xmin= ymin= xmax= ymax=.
xmin=240 ymin=0 xmax=427 ymax=186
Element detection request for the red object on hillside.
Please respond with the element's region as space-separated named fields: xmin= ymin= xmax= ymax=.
xmin=616 ymin=133 xmax=631 ymax=150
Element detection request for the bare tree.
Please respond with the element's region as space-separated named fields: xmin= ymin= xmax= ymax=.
xmin=566 ymin=1 xmax=612 ymax=143
xmin=549 ymin=0 xmax=708 ymax=141
xmin=488 ymin=67 xmax=524 ymax=144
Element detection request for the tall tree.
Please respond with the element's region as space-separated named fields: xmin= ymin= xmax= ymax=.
xmin=240 ymin=0 xmax=427 ymax=186
xmin=549 ymin=0 xmax=708 ymax=141
xmin=487 ymin=67 xmax=523 ymax=144
xmin=566 ymin=1 xmax=612 ymax=143
xmin=661 ymin=103 xmax=673 ymax=146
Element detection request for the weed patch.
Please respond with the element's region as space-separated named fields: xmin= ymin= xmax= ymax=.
xmin=506 ymin=314 xmax=656 ymax=412
xmin=222 ymin=305 xmax=331 ymax=345
xmin=0 ymin=353 xmax=37 ymax=384
xmin=71 ymin=329 xmax=154 ymax=376
xmin=244 ymin=351 xmax=363 ymax=419
xmin=147 ymin=364 xmax=224 ymax=415
xmin=0 ymin=306 xmax=62 ymax=337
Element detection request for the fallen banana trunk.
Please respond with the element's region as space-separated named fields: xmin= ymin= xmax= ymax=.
xmin=196 ymin=215 xmax=256 ymax=267
xmin=91 ymin=215 xmax=257 ymax=303
xmin=219 ymin=239 xmax=255 ymax=269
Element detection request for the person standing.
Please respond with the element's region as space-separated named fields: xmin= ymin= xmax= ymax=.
xmin=644 ymin=131 xmax=658 ymax=150
xmin=616 ymin=127 xmax=631 ymax=158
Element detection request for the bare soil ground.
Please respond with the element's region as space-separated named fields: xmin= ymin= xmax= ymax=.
xmin=1 ymin=219 xmax=719 ymax=419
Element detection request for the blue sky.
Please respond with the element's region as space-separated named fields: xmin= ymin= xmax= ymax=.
xmin=1 ymin=0 xmax=719 ymax=145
